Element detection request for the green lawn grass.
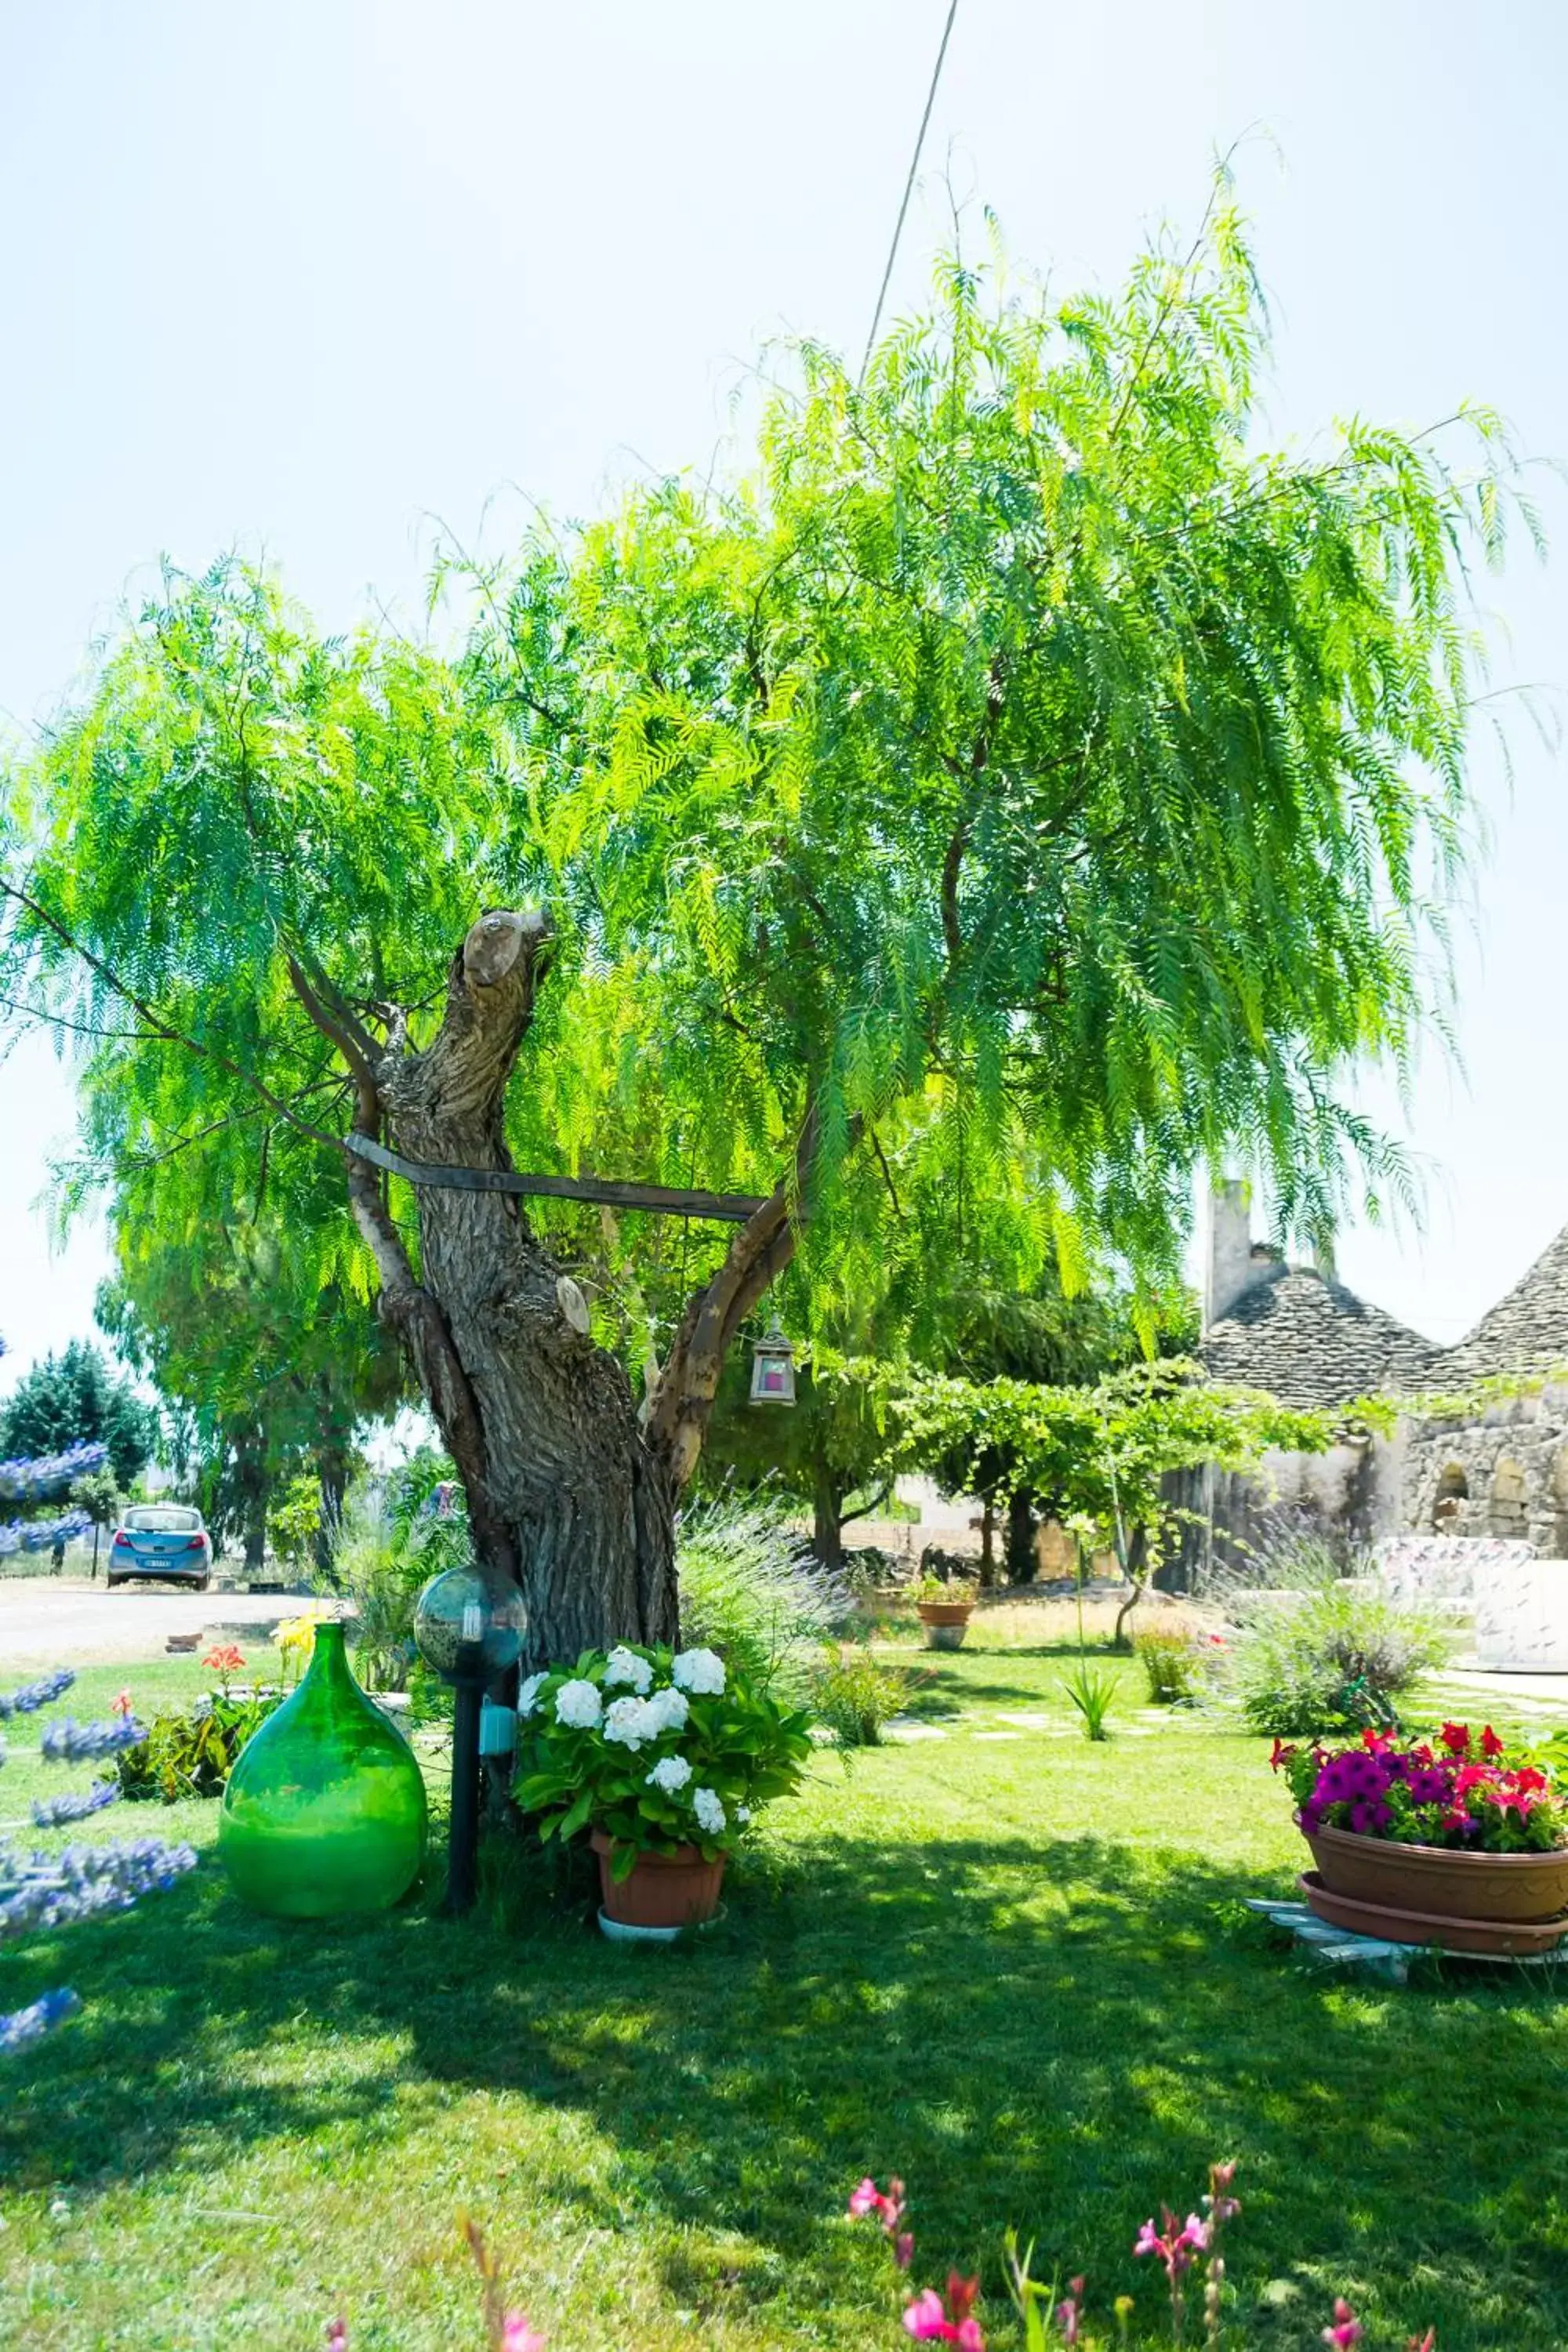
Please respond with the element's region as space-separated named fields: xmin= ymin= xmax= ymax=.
xmin=4 ymin=1649 xmax=1568 ymax=2351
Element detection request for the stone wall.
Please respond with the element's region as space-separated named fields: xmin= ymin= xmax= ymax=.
xmin=1399 ymin=1383 xmax=1568 ymax=1555
xmin=1161 ymin=1432 xmax=1404 ymax=1586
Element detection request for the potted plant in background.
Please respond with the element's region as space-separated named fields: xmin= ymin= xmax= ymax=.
xmin=514 ymin=1643 xmax=813 ymax=1939
xmin=910 ymin=1573 xmax=979 ymax=1651
xmin=1274 ymin=1722 xmax=1568 ymax=1951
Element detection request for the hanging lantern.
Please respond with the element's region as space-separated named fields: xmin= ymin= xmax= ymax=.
xmin=749 ymin=1315 xmax=797 ymax=1406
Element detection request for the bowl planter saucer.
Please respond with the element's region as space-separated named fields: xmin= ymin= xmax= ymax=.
xmin=1299 ymin=1871 xmax=1568 ymax=1956
xmin=1299 ymin=1815 xmax=1568 ymax=1925
xmin=916 ymin=1600 xmax=975 ymax=1652
xmin=589 ymin=1826 xmax=726 ymax=1936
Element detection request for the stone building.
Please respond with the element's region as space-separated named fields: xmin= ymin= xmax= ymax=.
xmin=1193 ymin=1184 xmax=1568 ymax=1565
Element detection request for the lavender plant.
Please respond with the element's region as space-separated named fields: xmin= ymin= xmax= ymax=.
xmin=0 ymin=1334 xmax=196 ymax=2055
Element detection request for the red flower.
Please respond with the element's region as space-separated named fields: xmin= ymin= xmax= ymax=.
xmin=1439 ymin=1722 xmax=1471 ymax=1756
xmin=203 ymin=1644 xmax=246 ymax=1675
xmin=1269 ymin=1740 xmax=1298 ymax=1773
xmin=1480 ymin=1726 xmax=1505 ymax=1760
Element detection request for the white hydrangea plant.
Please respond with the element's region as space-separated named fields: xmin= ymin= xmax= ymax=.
xmin=511 ymin=1641 xmax=811 ymax=1884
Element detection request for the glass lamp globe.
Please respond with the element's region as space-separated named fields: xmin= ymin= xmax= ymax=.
xmin=412 ymin=1566 xmax=527 ymax=1686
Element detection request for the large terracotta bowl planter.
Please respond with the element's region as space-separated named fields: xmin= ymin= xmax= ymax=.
xmin=590 ymin=1828 xmax=725 ymax=1932
xmin=1299 ymin=1817 xmax=1568 ymax=1926
xmin=916 ymin=1601 xmax=974 ymax=1652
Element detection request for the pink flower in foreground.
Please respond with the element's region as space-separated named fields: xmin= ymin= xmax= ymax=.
xmin=501 ymin=2317 xmax=546 ymax=2352
xmin=1134 ymin=2208 xmax=1203 ymax=2278
xmin=325 ymin=2323 xmax=347 ymax=2351
xmin=1054 ymin=2276 xmax=1086 ymax=2344
xmin=1323 ymin=2299 xmax=1364 ymax=2347
xmin=849 ymin=2174 xmax=911 ymax=2263
xmin=902 ymin=2288 xmax=984 ymax=2349
xmin=110 ymin=1687 xmax=133 ymax=1717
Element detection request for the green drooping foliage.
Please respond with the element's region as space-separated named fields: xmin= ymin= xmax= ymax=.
xmin=0 ymin=184 xmax=1529 ymax=1536
xmin=0 ymin=1340 xmax=157 ymax=1492
xmin=94 ymin=1210 xmax=404 ymax=1570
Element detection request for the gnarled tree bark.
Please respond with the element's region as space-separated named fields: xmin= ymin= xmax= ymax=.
xmin=293 ymin=907 xmax=815 ymax=1666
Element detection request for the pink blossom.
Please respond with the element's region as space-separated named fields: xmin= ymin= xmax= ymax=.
xmin=895 ymin=2232 xmax=914 ymax=2270
xmin=110 ymin=1687 xmax=133 ymax=1718
xmin=1134 ymin=2208 xmax=1202 ymax=2278
xmin=1054 ymin=2277 xmax=1085 ymax=2344
xmin=325 ymin=2324 xmax=347 ymax=2351
xmin=902 ymin=2286 xmax=985 ymax=2348
xmin=904 ymin=2288 xmax=953 ymax=2339
xmin=500 ymin=2318 xmax=546 ymax=2352
xmin=849 ymin=2178 xmax=884 ymax=2219
xmin=1323 ymin=2299 xmax=1364 ymax=2347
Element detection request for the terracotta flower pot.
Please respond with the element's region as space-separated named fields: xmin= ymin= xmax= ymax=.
xmin=590 ymin=1828 xmax=726 ymax=1929
xmin=1299 ymin=1817 xmax=1568 ymax=1925
xmin=916 ymin=1600 xmax=974 ymax=1652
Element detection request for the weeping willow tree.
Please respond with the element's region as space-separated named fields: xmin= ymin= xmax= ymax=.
xmin=0 ymin=189 xmax=1526 ymax=1661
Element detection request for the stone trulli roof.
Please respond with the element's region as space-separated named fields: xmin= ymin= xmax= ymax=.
xmin=1200 ymin=1265 xmax=1439 ymax=1410
xmin=1436 ymin=1222 xmax=1568 ymax=1387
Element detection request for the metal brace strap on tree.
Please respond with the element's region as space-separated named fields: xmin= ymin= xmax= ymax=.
xmin=344 ymin=1132 xmax=766 ymax=1225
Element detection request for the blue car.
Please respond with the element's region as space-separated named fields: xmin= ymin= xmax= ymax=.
xmin=107 ymin=1504 xmax=212 ymax=1590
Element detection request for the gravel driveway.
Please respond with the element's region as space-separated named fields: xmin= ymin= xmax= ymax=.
xmin=0 ymin=1578 xmax=317 ymax=1666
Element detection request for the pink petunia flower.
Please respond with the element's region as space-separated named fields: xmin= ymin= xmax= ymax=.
xmin=1323 ymin=2298 xmax=1364 ymax=2347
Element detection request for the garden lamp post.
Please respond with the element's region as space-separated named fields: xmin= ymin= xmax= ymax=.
xmin=412 ymin=1566 xmax=526 ymax=1915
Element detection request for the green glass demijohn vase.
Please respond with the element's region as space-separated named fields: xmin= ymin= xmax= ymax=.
xmin=219 ymin=1621 xmax=426 ymax=1918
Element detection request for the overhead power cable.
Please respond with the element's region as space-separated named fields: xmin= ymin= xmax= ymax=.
xmin=858 ymin=0 xmax=961 ymax=385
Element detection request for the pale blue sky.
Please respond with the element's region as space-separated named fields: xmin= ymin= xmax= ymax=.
xmin=2 ymin=0 xmax=1565 ymax=1385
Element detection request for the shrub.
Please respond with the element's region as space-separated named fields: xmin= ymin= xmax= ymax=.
xmin=676 ymin=1489 xmax=851 ymax=1701
xmin=514 ymin=1642 xmax=812 ymax=1871
xmin=117 ymin=1678 xmax=281 ymax=1803
xmin=1231 ymin=1583 xmax=1446 ymax=1737
xmin=810 ymin=1642 xmax=910 ymax=1747
xmin=1135 ymin=1622 xmax=1204 ymax=1704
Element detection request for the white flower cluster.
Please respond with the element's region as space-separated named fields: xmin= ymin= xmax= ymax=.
xmin=517 ymin=1672 xmax=546 ymax=1720
xmin=671 ymin=1647 xmax=726 ymax=1697
xmin=645 ymin=1753 xmax=692 ymax=1794
xmin=604 ymin=1686 xmax=689 ymax=1750
xmin=691 ymin=1786 xmax=726 ymax=1837
xmin=553 ymin=1679 xmax=603 ymax=1730
xmin=604 ymin=1646 xmax=652 ymax=1694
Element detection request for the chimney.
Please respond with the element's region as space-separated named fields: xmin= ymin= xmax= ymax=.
xmin=1205 ymin=1178 xmax=1258 ymax=1330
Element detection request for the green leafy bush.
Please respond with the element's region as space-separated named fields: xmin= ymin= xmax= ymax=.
xmin=676 ymin=1490 xmax=851 ymax=1701
xmin=1231 ymin=1584 xmax=1446 ymax=1737
xmin=116 ymin=1689 xmax=281 ymax=1802
xmin=809 ymin=1643 xmax=910 ymax=1747
xmin=514 ymin=1642 xmax=812 ymax=1875
xmin=1135 ymin=1623 xmax=1204 ymax=1704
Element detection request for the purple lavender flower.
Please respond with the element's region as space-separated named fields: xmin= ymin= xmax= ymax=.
xmin=0 ymin=1668 xmax=75 ymax=1721
xmin=0 ymin=1987 xmax=82 ymax=2054
xmin=40 ymin=1715 xmax=143 ymax=1763
xmin=31 ymin=1779 xmax=121 ymax=1829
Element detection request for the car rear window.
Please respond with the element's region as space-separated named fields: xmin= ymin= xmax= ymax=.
xmin=123 ymin=1507 xmax=202 ymax=1534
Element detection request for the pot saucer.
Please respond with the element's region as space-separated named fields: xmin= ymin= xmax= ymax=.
xmin=1299 ymin=1871 xmax=1568 ymax=1956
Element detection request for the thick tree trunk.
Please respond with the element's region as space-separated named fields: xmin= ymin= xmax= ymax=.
xmin=1004 ymin=1487 xmax=1036 ymax=1585
xmin=812 ymin=1456 xmax=846 ymax=1570
xmin=298 ymin=909 xmax=814 ymax=1667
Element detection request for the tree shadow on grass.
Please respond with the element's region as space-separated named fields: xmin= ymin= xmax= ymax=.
xmin=5 ymin=1824 xmax=1567 ymax=2346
